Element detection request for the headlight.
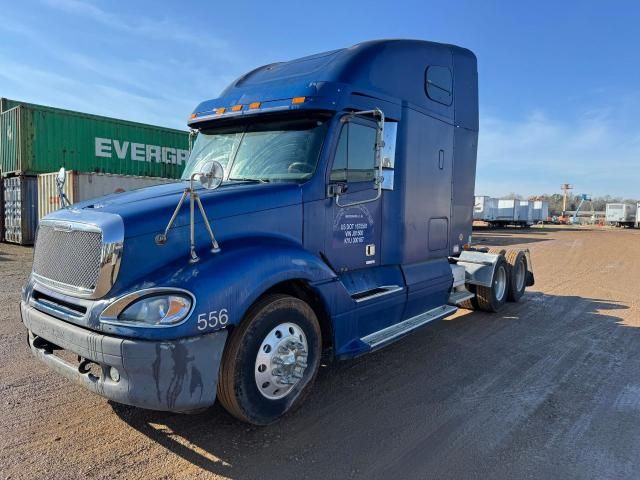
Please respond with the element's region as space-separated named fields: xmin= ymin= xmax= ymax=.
xmin=117 ymin=294 xmax=192 ymax=327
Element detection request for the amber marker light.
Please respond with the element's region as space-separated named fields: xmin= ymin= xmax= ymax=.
xmin=231 ymin=104 xmax=243 ymax=112
xmin=215 ymin=107 xmax=226 ymax=114
xmin=166 ymin=297 xmax=188 ymax=317
xmin=249 ymin=101 xmax=261 ymax=109
xmin=292 ymin=96 xmax=306 ymax=104
xmin=190 ymin=113 xmax=198 ymax=119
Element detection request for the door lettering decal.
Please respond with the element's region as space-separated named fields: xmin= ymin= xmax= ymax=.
xmin=332 ymin=205 xmax=375 ymax=248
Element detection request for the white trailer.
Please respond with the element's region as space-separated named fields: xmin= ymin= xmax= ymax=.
xmin=518 ymin=200 xmax=533 ymax=227
xmin=493 ymin=199 xmax=529 ymax=227
xmin=605 ymin=203 xmax=636 ymax=228
xmin=474 ymin=196 xmax=498 ymax=222
xmin=495 ymin=199 xmax=518 ymax=224
xmin=474 ymin=197 xmax=535 ymax=228
xmin=532 ymin=201 xmax=549 ymax=223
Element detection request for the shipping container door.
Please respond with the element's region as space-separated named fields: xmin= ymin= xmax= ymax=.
xmin=4 ymin=176 xmax=37 ymax=244
xmin=1 ymin=107 xmax=21 ymax=175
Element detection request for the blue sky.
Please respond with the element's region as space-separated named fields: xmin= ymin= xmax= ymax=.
xmin=1 ymin=0 xmax=639 ymax=197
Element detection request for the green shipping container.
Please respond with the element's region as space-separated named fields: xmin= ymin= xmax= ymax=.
xmin=0 ymin=98 xmax=23 ymax=113
xmin=0 ymin=98 xmax=189 ymax=178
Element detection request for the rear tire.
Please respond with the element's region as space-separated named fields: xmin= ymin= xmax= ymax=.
xmin=217 ymin=294 xmax=321 ymax=425
xmin=476 ymin=256 xmax=509 ymax=312
xmin=504 ymin=250 xmax=527 ymax=302
xmin=488 ymin=248 xmax=527 ymax=302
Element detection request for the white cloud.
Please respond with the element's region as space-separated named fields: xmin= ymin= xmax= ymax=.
xmin=0 ymin=11 xmax=242 ymax=129
xmin=0 ymin=55 xmax=176 ymax=125
xmin=41 ymin=0 xmax=232 ymax=59
xmin=476 ymin=100 xmax=640 ymax=199
xmin=0 ymin=52 xmax=235 ymax=129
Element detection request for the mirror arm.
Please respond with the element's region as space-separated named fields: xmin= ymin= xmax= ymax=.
xmin=155 ymin=171 xmax=221 ymax=261
xmin=156 ymin=161 xmax=224 ymax=262
xmin=187 ymin=173 xmax=221 ymax=262
xmin=194 ymin=190 xmax=220 ymax=253
xmin=188 ymin=128 xmax=199 ymax=152
xmin=56 ymin=183 xmax=71 ymax=208
xmin=156 ymin=189 xmax=189 ymax=245
xmin=335 ymin=108 xmax=385 ymax=208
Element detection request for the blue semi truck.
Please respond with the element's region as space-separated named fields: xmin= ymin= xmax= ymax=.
xmin=21 ymin=40 xmax=533 ymax=425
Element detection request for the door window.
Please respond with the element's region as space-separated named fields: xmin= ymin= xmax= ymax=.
xmin=330 ymin=122 xmax=377 ymax=183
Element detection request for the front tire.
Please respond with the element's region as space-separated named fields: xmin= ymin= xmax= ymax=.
xmin=217 ymin=294 xmax=321 ymax=425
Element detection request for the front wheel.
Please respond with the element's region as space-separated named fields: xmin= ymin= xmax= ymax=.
xmin=217 ymin=294 xmax=321 ymax=425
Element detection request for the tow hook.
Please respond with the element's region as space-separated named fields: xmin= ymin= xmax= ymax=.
xmin=78 ymin=357 xmax=97 ymax=375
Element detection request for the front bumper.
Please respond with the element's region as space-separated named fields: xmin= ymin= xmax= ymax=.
xmin=22 ymin=302 xmax=228 ymax=413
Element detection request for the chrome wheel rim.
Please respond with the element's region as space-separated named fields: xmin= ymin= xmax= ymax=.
xmin=494 ymin=265 xmax=507 ymax=301
xmin=255 ymin=322 xmax=309 ymax=400
xmin=515 ymin=258 xmax=526 ymax=292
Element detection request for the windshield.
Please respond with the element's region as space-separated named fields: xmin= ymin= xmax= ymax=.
xmin=182 ymin=117 xmax=329 ymax=182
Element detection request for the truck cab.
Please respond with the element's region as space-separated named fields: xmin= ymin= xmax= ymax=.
xmin=21 ymin=40 xmax=533 ymax=425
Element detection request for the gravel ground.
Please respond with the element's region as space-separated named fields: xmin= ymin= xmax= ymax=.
xmin=1 ymin=226 xmax=639 ymax=479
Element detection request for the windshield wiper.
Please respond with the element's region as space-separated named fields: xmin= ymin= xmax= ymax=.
xmin=228 ymin=177 xmax=270 ymax=183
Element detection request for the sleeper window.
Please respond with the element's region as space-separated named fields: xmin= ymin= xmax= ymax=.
xmin=425 ymin=66 xmax=453 ymax=106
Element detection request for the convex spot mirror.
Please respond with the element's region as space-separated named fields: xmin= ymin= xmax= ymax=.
xmin=197 ymin=161 xmax=224 ymax=190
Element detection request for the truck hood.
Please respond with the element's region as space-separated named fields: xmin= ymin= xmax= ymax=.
xmin=38 ymin=180 xmax=305 ymax=301
xmin=70 ymin=181 xmax=303 ymax=238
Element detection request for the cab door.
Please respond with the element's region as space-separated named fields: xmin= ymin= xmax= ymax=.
xmin=323 ymin=118 xmax=382 ymax=272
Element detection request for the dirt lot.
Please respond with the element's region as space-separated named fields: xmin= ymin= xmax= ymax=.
xmin=1 ymin=226 xmax=640 ymax=479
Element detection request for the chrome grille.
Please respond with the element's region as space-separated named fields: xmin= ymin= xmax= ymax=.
xmin=31 ymin=213 xmax=124 ymax=299
xmin=33 ymin=224 xmax=103 ymax=292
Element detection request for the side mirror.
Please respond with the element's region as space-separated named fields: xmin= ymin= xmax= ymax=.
xmin=197 ymin=161 xmax=224 ymax=190
xmin=56 ymin=167 xmax=66 ymax=187
xmin=335 ymin=108 xmax=386 ymax=208
xmin=55 ymin=167 xmax=71 ymax=208
xmin=379 ymin=122 xmax=397 ymax=191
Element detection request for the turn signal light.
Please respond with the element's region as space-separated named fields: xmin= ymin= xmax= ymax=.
xmin=231 ymin=104 xmax=243 ymax=112
xmin=292 ymin=96 xmax=306 ymax=104
xmin=249 ymin=101 xmax=261 ymax=109
xmin=190 ymin=113 xmax=197 ymax=119
xmin=215 ymin=107 xmax=226 ymax=114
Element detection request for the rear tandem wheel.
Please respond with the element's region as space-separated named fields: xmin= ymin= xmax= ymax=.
xmin=459 ymin=254 xmax=509 ymax=313
xmin=486 ymin=248 xmax=527 ymax=302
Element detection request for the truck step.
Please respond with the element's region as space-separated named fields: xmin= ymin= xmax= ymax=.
xmin=361 ymin=304 xmax=457 ymax=349
xmin=448 ymin=290 xmax=475 ymax=305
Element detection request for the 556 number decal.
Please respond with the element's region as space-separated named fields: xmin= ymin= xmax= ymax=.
xmin=197 ymin=308 xmax=229 ymax=331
